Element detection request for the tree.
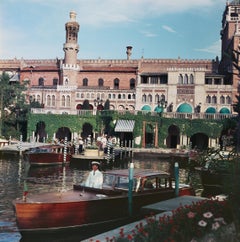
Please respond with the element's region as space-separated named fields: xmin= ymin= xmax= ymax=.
xmin=0 ymin=72 xmax=29 ymax=140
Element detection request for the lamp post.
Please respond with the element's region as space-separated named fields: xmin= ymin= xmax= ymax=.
xmin=157 ymin=96 xmax=168 ymax=117
xmin=94 ymin=97 xmax=103 ymax=110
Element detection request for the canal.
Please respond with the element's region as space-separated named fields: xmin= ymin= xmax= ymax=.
xmin=0 ymin=153 xmax=203 ymax=242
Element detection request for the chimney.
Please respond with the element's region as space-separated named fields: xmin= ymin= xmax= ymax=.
xmin=126 ymin=46 xmax=133 ymax=60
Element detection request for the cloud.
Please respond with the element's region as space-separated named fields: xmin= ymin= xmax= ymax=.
xmin=162 ymin=25 xmax=177 ymax=33
xmin=195 ymin=40 xmax=221 ymax=57
xmin=140 ymin=30 xmax=157 ymax=37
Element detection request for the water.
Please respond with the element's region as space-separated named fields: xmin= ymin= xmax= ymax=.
xmin=0 ymin=153 xmax=202 ymax=242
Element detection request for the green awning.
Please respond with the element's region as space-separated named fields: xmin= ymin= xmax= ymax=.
xmin=141 ymin=105 xmax=151 ymax=111
xmin=114 ymin=120 xmax=135 ymax=132
xmin=206 ymin=107 xmax=216 ymax=113
xmin=154 ymin=106 xmax=163 ymax=113
xmin=176 ymin=103 xmax=192 ymax=113
xmin=219 ymin=108 xmax=230 ymax=114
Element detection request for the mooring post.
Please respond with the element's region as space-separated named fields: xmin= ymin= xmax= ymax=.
xmin=174 ymin=162 xmax=179 ymax=196
xmin=128 ymin=162 xmax=134 ymax=216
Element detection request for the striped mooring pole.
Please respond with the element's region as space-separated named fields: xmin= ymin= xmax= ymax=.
xmin=63 ymin=137 xmax=67 ymax=164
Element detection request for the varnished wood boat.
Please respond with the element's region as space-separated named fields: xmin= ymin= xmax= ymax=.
xmin=13 ymin=168 xmax=194 ymax=237
xmin=24 ymin=144 xmax=73 ymax=166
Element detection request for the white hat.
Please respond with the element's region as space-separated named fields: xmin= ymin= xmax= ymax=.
xmin=91 ymin=161 xmax=100 ymax=166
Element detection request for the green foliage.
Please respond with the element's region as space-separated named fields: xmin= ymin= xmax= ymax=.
xmin=0 ymin=72 xmax=29 ymax=139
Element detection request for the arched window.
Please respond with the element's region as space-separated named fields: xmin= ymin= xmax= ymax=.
xmin=37 ymin=95 xmax=41 ymax=103
xmin=38 ymin=77 xmax=44 ymax=86
xmin=212 ymin=95 xmax=217 ymax=104
xmin=155 ymin=94 xmax=160 ymax=103
xmin=81 ymin=93 xmax=84 ymax=98
xmin=184 ymin=74 xmax=188 ymax=84
xmin=98 ymin=78 xmax=104 ymax=87
xmin=108 ymin=94 xmax=111 ymax=99
xmin=83 ymin=78 xmax=88 ymax=86
xmin=114 ymin=78 xmax=119 ymax=89
xmin=226 ymin=95 xmax=231 ymax=104
xmin=148 ymin=94 xmax=152 ymax=103
xmin=52 ymin=95 xmax=56 ymax=106
xmin=118 ymin=94 xmax=121 ymax=99
xmin=130 ymin=78 xmax=136 ymax=89
xmin=142 ymin=94 xmax=147 ymax=103
xmin=61 ymin=95 xmax=65 ymax=107
xmin=122 ymin=94 xmax=126 ymax=99
xmin=86 ymin=93 xmax=90 ymax=99
xmin=190 ymin=74 xmax=194 ymax=84
xmin=178 ymin=74 xmax=183 ymax=84
xmin=128 ymin=94 xmax=131 ymax=99
xmin=113 ymin=94 xmax=116 ymax=99
xmin=53 ymin=78 xmax=58 ymax=86
xmin=206 ymin=95 xmax=211 ymax=103
xmin=47 ymin=95 xmax=51 ymax=106
xmin=161 ymin=94 xmax=166 ymax=102
xmin=66 ymin=95 xmax=70 ymax=107
xmin=132 ymin=94 xmax=135 ymax=99
xmin=220 ymin=95 xmax=225 ymax=104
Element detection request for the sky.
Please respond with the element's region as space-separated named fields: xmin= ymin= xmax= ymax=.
xmin=0 ymin=0 xmax=227 ymax=60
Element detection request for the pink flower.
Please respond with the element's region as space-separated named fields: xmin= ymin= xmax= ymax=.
xmin=212 ymin=221 xmax=221 ymax=230
xmin=198 ymin=220 xmax=207 ymax=227
xmin=187 ymin=211 xmax=196 ymax=218
xmin=203 ymin=212 xmax=213 ymax=219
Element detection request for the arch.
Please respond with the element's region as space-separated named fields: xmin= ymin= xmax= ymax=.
xmin=81 ymin=123 xmax=93 ymax=141
xmin=220 ymin=95 xmax=225 ymax=104
xmin=190 ymin=133 xmax=208 ymax=150
xmin=52 ymin=95 xmax=56 ymax=106
xmin=35 ymin=121 xmax=47 ymax=142
xmin=38 ymin=77 xmax=44 ymax=86
xmin=76 ymin=104 xmax=82 ymax=110
xmin=206 ymin=95 xmax=211 ymax=103
xmin=56 ymin=127 xmax=71 ymax=142
xmin=176 ymin=103 xmax=192 ymax=113
xmin=66 ymin=95 xmax=70 ymax=107
xmin=142 ymin=94 xmax=147 ymax=103
xmin=190 ymin=74 xmax=194 ymax=84
xmin=226 ymin=96 xmax=231 ymax=104
xmin=47 ymin=95 xmax=51 ymax=106
xmin=205 ymin=107 xmax=216 ymax=113
xmin=114 ymin=78 xmax=119 ymax=89
xmin=130 ymin=78 xmax=136 ymax=89
xmin=219 ymin=107 xmax=230 ymax=114
xmin=141 ymin=105 xmax=151 ymax=111
xmin=83 ymin=78 xmax=88 ymax=86
xmin=184 ymin=74 xmax=188 ymax=84
xmin=98 ymin=78 xmax=104 ymax=87
xmin=178 ymin=74 xmax=183 ymax=84
xmin=166 ymin=125 xmax=180 ymax=148
xmin=148 ymin=94 xmax=152 ymax=102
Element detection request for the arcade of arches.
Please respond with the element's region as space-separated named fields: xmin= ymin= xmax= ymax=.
xmin=29 ymin=114 xmax=230 ymax=150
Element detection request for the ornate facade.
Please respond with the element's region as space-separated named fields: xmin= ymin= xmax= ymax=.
xmin=0 ymin=2 xmax=240 ymax=116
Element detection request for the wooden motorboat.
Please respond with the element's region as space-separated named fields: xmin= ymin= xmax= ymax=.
xmin=13 ymin=168 xmax=194 ymax=236
xmin=24 ymin=144 xmax=73 ymax=166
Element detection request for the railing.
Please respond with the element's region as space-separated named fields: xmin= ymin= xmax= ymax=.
xmin=30 ymin=108 xmax=237 ymax=120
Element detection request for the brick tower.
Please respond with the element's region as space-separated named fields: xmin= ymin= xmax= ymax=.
xmin=63 ymin=11 xmax=79 ymax=65
xmin=220 ymin=0 xmax=240 ymax=100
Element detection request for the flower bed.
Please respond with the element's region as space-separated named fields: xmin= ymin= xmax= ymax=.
xmin=111 ymin=199 xmax=236 ymax=242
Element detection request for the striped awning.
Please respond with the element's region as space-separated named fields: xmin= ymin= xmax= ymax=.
xmin=114 ymin=120 xmax=135 ymax=132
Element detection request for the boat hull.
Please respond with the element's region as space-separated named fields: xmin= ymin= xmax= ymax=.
xmin=14 ymin=189 xmax=175 ymax=234
xmin=28 ymin=152 xmax=72 ymax=166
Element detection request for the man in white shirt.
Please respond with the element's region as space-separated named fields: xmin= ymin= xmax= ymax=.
xmin=85 ymin=161 xmax=103 ymax=189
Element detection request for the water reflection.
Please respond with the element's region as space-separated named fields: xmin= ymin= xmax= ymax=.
xmin=0 ymin=155 xmax=202 ymax=242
